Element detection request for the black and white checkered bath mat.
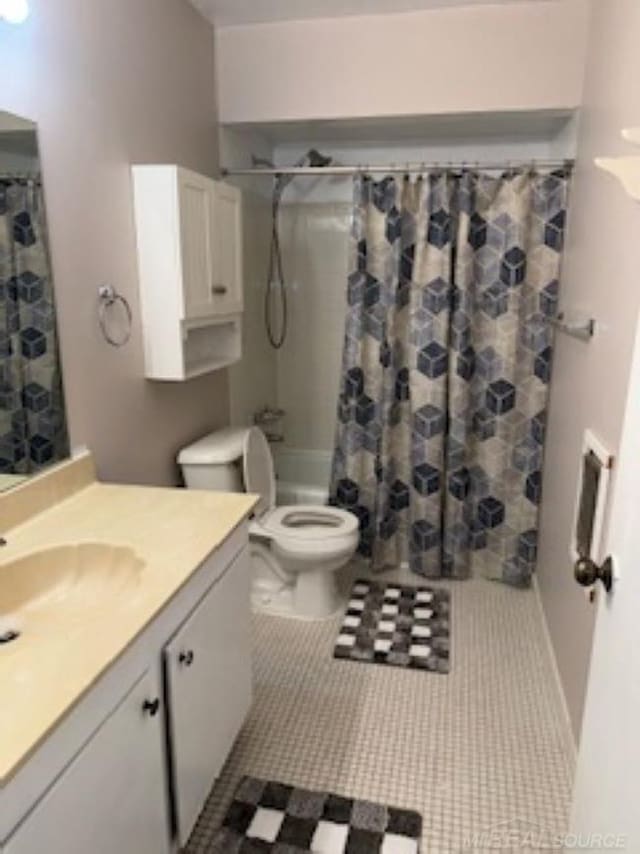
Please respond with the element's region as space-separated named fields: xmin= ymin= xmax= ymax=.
xmin=334 ymin=579 xmax=450 ymax=673
xmin=212 ymin=776 xmax=422 ymax=853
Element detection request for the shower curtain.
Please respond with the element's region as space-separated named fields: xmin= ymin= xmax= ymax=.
xmin=330 ymin=169 xmax=569 ymax=586
xmin=0 ymin=177 xmax=68 ymax=474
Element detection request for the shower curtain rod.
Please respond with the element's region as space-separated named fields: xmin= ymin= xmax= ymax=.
xmin=221 ymin=159 xmax=574 ymax=178
xmin=0 ymin=172 xmax=41 ymax=181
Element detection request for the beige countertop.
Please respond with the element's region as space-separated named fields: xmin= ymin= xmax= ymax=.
xmin=0 ymin=480 xmax=257 ymax=786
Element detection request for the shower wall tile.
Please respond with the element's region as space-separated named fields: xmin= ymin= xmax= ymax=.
xmin=276 ymin=202 xmax=351 ymax=452
xmin=228 ymin=192 xmax=278 ymax=428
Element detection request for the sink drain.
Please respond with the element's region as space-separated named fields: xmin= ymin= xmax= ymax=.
xmin=0 ymin=615 xmax=21 ymax=645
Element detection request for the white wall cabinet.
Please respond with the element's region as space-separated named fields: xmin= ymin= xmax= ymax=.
xmin=165 ymin=548 xmax=252 ymax=846
xmin=5 ymin=668 xmax=170 ymax=854
xmin=132 ymin=165 xmax=243 ymax=380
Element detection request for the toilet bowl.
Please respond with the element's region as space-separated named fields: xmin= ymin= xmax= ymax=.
xmin=178 ymin=427 xmax=359 ymax=619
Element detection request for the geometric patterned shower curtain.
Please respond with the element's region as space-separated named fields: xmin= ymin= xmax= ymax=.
xmin=330 ymin=169 xmax=570 ymax=587
xmin=0 ymin=177 xmax=68 ymax=475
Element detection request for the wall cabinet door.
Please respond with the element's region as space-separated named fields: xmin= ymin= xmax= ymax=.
xmin=177 ymin=168 xmax=216 ymax=319
xmin=6 ymin=668 xmax=169 ymax=854
xmin=210 ymin=181 xmax=243 ymax=315
xmin=177 ymin=170 xmax=243 ymax=321
xmin=165 ymin=547 xmax=252 ymax=846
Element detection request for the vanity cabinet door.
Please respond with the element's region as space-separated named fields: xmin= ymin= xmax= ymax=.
xmin=165 ymin=546 xmax=252 ymax=846
xmin=5 ymin=668 xmax=169 ymax=854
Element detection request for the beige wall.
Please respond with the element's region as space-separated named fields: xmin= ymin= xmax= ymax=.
xmin=2 ymin=0 xmax=227 ymax=486
xmin=216 ymin=1 xmax=589 ymax=124
xmin=537 ymin=0 xmax=640 ymax=740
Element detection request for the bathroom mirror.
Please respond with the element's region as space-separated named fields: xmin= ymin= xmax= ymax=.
xmin=0 ymin=109 xmax=69 ymax=492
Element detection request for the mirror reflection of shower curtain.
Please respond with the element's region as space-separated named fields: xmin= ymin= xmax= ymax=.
xmin=0 ymin=177 xmax=68 ymax=474
xmin=330 ymin=169 xmax=570 ymax=586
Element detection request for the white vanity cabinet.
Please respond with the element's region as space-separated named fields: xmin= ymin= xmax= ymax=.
xmin=5 ymin=668 xmax=169 ymax=854
xmin=1 ymin=530 xmax=253 ymax=854
xmin=132 ymin=165 xmax=243 ymax=380
xmin=165 ymin=547 xmax=252 ymax=846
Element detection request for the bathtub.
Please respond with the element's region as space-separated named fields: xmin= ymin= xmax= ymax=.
xmin=274 ymin=447 xmax=332 ymax=505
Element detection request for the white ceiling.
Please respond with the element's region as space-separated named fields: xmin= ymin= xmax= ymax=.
xmin=191 ymin=0 xmax=554 ymax=28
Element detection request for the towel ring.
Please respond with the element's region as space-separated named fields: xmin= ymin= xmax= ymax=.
xmin=98 ymin=285 xmax=132 ymax=347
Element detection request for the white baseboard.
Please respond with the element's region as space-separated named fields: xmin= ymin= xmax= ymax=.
xmin=532 ymin=574 xmax=578 ymax=764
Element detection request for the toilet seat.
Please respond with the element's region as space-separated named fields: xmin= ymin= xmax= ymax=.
xmin=259 ymin=505 xmax=359 ymax=540
xmin=243 ymin=426 xmax=276 ymax=517
xmin=252 ymin=506 xmax=358 ymax=564
xmin=243 ymin=428 xmax=359 ymax=558
xmin=256 ymin=504 xmax=358 ymax=552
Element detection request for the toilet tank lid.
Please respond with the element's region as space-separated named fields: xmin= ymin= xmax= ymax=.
xmin=177 ymin=427 xmax=249 ymax=466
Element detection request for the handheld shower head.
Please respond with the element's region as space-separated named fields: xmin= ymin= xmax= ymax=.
xmin=307 ymin=148 xmax=333 ymax=168
xmin=251 ymin=154 xmax=275 ymax=169
xmin=261 ymin=146 xmax=334 ymax=349
xmin=271 ymin=148 xmax=333 ymax=196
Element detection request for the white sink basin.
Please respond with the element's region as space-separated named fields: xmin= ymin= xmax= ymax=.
xmin=0 ymin=543 xmax=145 ymax=640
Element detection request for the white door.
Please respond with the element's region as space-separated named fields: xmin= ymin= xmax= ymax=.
xmin=6 ymin=668 xmax=169 ymax=854
xmin=164 ymin=547 xmax=252 ymax=846
xmin=569 ymin=311 xmax=640 ymax=850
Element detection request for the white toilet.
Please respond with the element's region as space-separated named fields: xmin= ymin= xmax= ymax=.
xmin=178 ymin=426 xmax=359 ymax=619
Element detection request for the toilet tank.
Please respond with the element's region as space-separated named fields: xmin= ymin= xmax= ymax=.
xmin=177 ymin=427 xmax=248 ymax=492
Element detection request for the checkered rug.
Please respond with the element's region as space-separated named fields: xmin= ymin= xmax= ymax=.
xmin=333 ymin=579 xmax=450 ymax=673
xmin=211 ymin=776 xmax=422 ymax=853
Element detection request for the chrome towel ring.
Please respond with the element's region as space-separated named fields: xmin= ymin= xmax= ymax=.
xmin=98 ymin=285 xmax=132 ymax=347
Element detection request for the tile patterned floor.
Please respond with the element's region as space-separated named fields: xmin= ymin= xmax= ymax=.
xmin=185 ymin=563 xmax=576 ymax=854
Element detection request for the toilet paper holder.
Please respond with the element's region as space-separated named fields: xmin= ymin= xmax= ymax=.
xmin=572 ymin=431 xmax=615 ymax=594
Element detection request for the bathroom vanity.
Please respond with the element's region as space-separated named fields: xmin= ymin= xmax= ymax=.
xmin=0 ymin=454 xmax=257 ymax=853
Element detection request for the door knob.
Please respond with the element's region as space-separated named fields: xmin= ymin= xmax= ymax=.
xmin=142 ymin=698 xmax=160 ymax=717
xmin=178 ymin=650 xmax=194 ymax=667
xmin=574 ymin=555 xmax=613 ymax=593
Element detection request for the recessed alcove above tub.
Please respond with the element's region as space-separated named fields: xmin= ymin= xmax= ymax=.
xmin=219 ymin=107 xmax=578 ymax=203
xmin=212 ymin=2 xmax=588 ymax=125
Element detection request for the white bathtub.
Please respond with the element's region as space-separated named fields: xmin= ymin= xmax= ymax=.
xmin=274 ymin=447 xmax=332 ymax=505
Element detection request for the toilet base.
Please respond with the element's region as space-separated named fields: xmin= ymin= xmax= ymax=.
xmin=293 ymin=566 xmax=344 ymax=619
xmin=250 ymin=541 xmax=346 ymax=621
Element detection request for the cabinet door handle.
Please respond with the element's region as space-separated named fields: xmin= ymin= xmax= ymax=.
xmin=142 ymin=698 xmax=160 ymax=717
xmin=211 ymin=284 xmax=227 ymax=296
xmin=178 ymin=650 xmax=195 ymax=667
